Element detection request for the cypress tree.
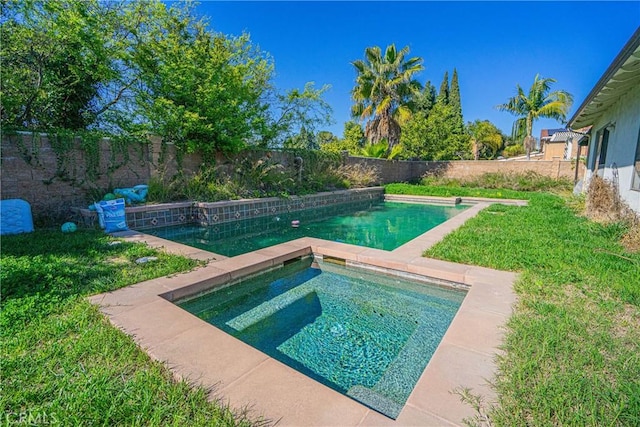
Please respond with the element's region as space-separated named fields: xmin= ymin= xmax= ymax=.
xmin=450 ymin=68 xmax=464 ymax=133
xmin=437 ymin=71 xmax=449 ymax=105
xmin=413 ymin=80 xmax=437 ymax=115
xmin=450 ymin=69 xmax=462 ymax=116
xmin=424 ymin=81 xmax=437 ymax=112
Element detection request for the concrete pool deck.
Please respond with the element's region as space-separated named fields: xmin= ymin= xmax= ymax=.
xmin=92 ymin=196 xmax=521 ymax=426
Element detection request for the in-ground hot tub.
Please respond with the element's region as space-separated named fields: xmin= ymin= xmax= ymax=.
xmin=172 ymin=256 xmax=466 ymax=419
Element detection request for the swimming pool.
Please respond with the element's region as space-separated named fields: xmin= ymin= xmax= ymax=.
xmin=177 ymin=257 xmax=465 ymax=419
xmin=147 ymin=201 xmax=468 ymax=256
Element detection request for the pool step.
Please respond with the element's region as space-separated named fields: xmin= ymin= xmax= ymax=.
xmin=347 ymin=385 xmax=403 ymax=419
xmin=226 ymin=283 xmax=315 ymax=331
xmin=371 ymin=317 xmax=448 ymax=406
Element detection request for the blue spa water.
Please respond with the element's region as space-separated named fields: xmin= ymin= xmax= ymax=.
xmin=147 ymin=201 xmax=468 ymax=256
xmin=177 ymin=258 xmax=465 ymax=418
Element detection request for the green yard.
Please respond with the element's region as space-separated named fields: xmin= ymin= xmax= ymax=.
xmin=0 ymin=231 xmax=256 ymax=426
xmin=2 ymin=186 xmax=639 ymax=426
xmin=388 ymin=184 xmax=640 ymax=425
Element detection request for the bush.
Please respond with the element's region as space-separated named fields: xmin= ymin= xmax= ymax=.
xmin=420 ymin=171 xmax=573 ymax=193
xmin=147 ymin=175 xmax=185 ymax=202
xmin=502 ymin=144 xmax=525 ymax=158
xmin=145 ymin=150 xmax=354 ymax=203
xmin=586 ymin=175 xmax=639 ymax=252
xmin=335 ymin=163 xmax=380 ymax=188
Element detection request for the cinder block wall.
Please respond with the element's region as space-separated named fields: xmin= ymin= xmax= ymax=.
xmin=345 ymin=156 xmax=585 ymax=184
xmin=2 ymin=132 xmax=584 ymax=222
xmin=0 ymin=134 xmax=301 ymax=222
xmin=0 ymin=133 xmax=192 ymax=221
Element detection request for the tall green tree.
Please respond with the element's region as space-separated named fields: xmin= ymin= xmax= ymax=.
xmin=1 ymin=0 xmax=122 ymax=130
xmin=284 ymin=126 xmax=317 ymax=150
xmin=342 ymin=121 xmax=365 ymax=150
xmin=467 ymin=119 xmax=504 ymax=159
xmin=401 ymin=104 xmax=470 ymax=160
xmin=399 ymin=112 xmax=429 ymax=159
xmin=497 ymin=74 xmax=573 ymax=159
xmin=132 ymin=1 xmax=273 ymax=156
xmin=265 ymin=82 xmax=333 ymax=148
xmin=351 ymin=44 xmax=423 ymax=152
xmin=412 ymin=81 xmax=437 ymax=116
xmin=316 ymin=131 xmax=338 ymax=147
xmin=437 ymin=71 xmax=449 ymax=105
xmin=449 ymin=68 xmax=464 ymax=133
xmin=320 ymin=121 xmax=365 ymax=154
xmin=402 ymin=69 xmax=468 ymax=160
xmin=2 ymin=0 xmax=327 ymax=159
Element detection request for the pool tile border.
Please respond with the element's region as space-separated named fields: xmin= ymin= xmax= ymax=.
xmin=93 ymin=195 xmax=525 ymax=425
xmin=77 ymin=187 xmax=385 ymax=230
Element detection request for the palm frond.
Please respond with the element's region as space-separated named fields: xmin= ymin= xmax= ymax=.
xmin=384 ymin=44 xmax=397 ymax=64
xmin=361 ymin=104 xmax=373 ymax=119
xmin=365 ymin=46 xmax=382 ymax=65
xmin=376 ymin=96 xmax=392 ymax=115
xmin=536 ymin=100 xmax=570 ymax=121
xmin=394 ymin=104 xmax=412 ymax=125
xmin=387 ymin=143 xmax=404 ymax=160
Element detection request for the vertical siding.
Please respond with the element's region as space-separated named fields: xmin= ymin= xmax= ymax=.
xmin=585 ymin=84 xmax=640 ymax=213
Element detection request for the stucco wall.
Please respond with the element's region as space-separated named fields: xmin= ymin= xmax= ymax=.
xmin=543 ymin=142 xmax=567 ymax=161
xmin=584 ymin=84 xmax=640 ymax=213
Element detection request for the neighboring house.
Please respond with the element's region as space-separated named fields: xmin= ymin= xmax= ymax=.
xmin=539 ymin=128 xmax=565 ymax=152
xmin=542 ymin=129 xmax=590 ymax=161
xmin=569 ymin=26 xmax=640 ymax=213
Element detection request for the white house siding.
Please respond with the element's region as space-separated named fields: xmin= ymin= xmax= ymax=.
xmin=584 ymin=84 xmax=640 ymax=213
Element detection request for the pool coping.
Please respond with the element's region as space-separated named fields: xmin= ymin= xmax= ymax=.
xmin=91 ymin=195 xmax=522 ymax=426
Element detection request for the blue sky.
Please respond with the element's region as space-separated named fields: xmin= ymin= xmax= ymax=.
xmin=186 ymin=1 xmax=639 ymax=139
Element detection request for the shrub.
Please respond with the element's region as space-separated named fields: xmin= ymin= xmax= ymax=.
xmin=146 ymin=175 xmax=186 ymax=202
xmin=586 ymin=176 xmax=639 ymax=252
xmin=145 ymin=149 xmax=350 ymax=203
xmin=335 ymin=163 xmax=380 ymax=188
xmin=420 ymin=171 xmax=573 ymax=193
xmin=502 ymin=144 xmax=525 ymax=158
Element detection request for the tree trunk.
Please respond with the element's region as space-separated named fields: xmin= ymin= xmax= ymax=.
xmin=472 ymin=138 xmax=479 ymax=160
xmin=525 ymin=114 xmax=534 ymax=160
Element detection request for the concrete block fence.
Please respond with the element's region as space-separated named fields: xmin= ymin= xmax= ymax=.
xmin=345 ymin=156 xmax=585 ymax=184
xmin=1 ymin=133 xmax=582 ymax=223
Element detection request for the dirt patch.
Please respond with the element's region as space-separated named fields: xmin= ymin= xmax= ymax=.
xmin=106 ymin=256 xmax=130 ymax=265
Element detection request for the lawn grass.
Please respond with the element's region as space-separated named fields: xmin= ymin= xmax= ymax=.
xmin=1 ymin=230 xmax=254 ymax=426
xmin=394 ymin=187 xmax=640 ymax=424
xmin=386 ymin=171 xmax=574 ymax=201
xmin=385 ymin=182 xmax=536 ymax=200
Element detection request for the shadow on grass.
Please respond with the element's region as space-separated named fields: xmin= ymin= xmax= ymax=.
xmin=1 ymin=229 xmax=198 ymax=325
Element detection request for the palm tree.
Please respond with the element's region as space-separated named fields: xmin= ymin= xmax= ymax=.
xmin=351 ymin=44 xmax=423 ymax=153
xmin=497 ymin=74 xmax=573 ymax=159
xmin=359 ymin=139 xmax=403 ymax=159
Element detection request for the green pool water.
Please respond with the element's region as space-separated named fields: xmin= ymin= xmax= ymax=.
xmin=177 ymin=258 xmax=465 ymax=418
xmin=147 ymin=201 xmax=468 ymax=256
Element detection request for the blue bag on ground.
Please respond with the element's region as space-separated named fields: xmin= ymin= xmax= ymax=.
xmin=0 ymin=199 xmax=34 ymax=235
xmin=96 ymin=198 xmax=128 ymax=233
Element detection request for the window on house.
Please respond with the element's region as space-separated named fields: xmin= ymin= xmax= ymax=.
xmin=590 ymin=127 xmax=611 ymax=173
xmin=597 ymin=128 xmax=610 ymax=170
xmin=631 ymin=127 xmax=640 ymax=191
